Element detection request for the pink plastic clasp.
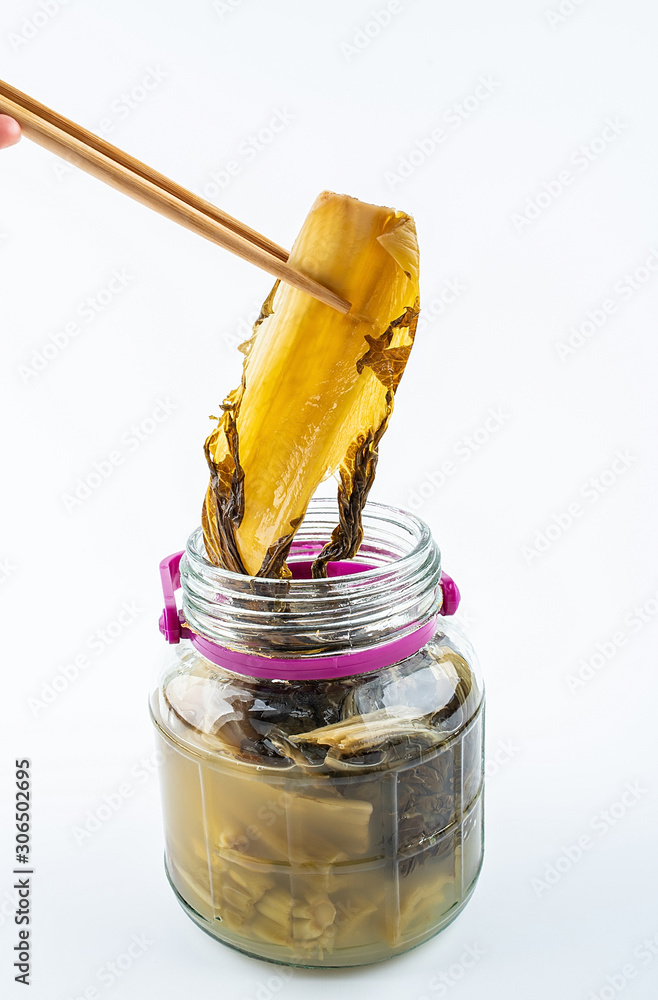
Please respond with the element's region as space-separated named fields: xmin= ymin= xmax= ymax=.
xmin=158 ymin=551 xmax=191 ymax=644
xmin=439 ymin=571 xmax=460 ymax=616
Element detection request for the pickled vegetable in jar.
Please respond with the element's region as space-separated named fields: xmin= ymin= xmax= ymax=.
xmin=150 ymin=499 xmax=484 ymax=967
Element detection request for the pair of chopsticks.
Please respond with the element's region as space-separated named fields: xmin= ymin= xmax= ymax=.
xmin=0 ymin=79 xmax=351 ymax=314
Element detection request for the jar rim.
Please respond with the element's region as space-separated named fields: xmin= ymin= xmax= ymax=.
xmin=185 ymin=497 xmax=437 ymax=587
xmin=179 ymin=498 xmax=443 ymax=661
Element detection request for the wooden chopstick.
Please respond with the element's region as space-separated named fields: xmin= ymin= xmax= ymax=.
xmin=0 ymin=79 xmax=351 ymax=314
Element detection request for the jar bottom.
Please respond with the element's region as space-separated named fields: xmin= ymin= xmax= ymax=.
xmin=164 ymin=854 xmax=484 ymax=969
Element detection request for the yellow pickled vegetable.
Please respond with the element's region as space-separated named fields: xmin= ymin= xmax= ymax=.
xmin=202 ymin=190 xmax=420 ymax=577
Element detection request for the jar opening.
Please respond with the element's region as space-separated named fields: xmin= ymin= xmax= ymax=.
xmin=178 ymin=499 xmax=443 ymax=662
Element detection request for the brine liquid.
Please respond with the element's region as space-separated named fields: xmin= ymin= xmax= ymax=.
xmin=152 ymin=708 xmax=483 ymax=967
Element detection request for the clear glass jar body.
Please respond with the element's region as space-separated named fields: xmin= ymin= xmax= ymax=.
xmin=150 ymin=501 xmax=484 ymax=968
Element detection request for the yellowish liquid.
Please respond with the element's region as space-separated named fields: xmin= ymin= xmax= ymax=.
xmin=151 ymin=674 xmax=483 ymax=967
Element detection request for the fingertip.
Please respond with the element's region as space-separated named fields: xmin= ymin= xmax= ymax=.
xmin=0 ymin=114 xmax=22 ymax=147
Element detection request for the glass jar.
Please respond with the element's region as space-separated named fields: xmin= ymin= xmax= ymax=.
xmin=149 ymin=499 xmax=484 ymax=968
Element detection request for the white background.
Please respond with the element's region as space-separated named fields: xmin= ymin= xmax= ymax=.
xmin=1 ymin=1 xmax=657 ymax=998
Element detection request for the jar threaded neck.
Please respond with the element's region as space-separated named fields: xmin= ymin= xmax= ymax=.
xmin=180 ymin=499 xmax=442 ymax=659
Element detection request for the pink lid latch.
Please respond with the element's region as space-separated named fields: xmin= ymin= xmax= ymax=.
xmin=158 ymin=552 xmax=191 ymax=644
